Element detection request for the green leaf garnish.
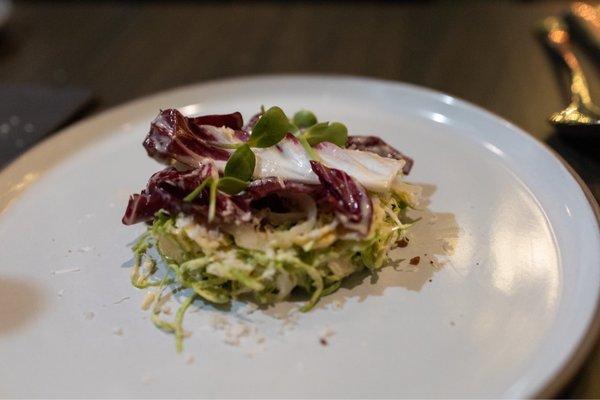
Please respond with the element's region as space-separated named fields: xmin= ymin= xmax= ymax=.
xmin=217 ymin=176 xmax=249 ymax=195
xmin=299 ymin=135 xmax=319 ymax=161
xmin=224 ymin=144 xmax=255 ymax=182
xmin=183 ymin=178 xmax=213 ymax=202
xmin=208 ymin=178 xmax=218 ymax=222
xmin=293 ymin=109 xmax=317 ymax=128
xmin=248 ymin=106 xmax=294 ymax=148
xmin=302 ymin=121 xmax=348 ymax=147
xmin=186 ymin=107 xmax=346 ymax=202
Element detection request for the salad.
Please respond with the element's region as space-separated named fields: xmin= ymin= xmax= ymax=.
xmin=122 ymin=106 xmax=420 ymax=350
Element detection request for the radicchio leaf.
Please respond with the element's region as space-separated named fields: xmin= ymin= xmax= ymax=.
xmin=122 ymin=165 xmax=250 ymax=226
xmin=188 ymin=112 xmax=243 ymax=130
xmin=143 ymin=109 xmax=231 ymax=168
xmin=188 ymin=113 xmax=250 ymax=143
xmin=309 ymin=161 xmax=373 ymax=236
xmin=122 ymin=166 xmax=209 ymax=225
xmin=243 ymin=111 xmax=263 ymax=133
xmin=242 ymin=178 xmax=321 ymax=202
xmin=231 ymin=177 xmax=322 ymax=215
xmin=147 ymin=163 xmax=214 ymax=194
xmin=345 ymin=135 xmax=413 ymax=175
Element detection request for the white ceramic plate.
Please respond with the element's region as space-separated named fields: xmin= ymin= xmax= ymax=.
xmin=0 ymin=76 xmax=598 ymax=398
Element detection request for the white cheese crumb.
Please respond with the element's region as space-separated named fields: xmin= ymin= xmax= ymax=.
xmin=224 ymin=323 xmax=250 ymax=346
xmin=231 ymin=324 xmax=249 ymax=337
xmin=224 ymin=337 xmax=240 ymax=346
xmin=84 ymin=311 xmax=95 ymax=320
xmin=209 ymin=314 xmax=267 ymax=349
xmin=210 ymin=314 xmax=230 ymax=330
xmin=320 ymin=327 xmax=336 ymax=339
xmin=57 ymin=289 xmax=65 ymax=298
xmin=331 ymin=300 xmax=343 ymax=310
xmin=52 ymin=268 xmax=80 ymax=275
xmin=255 ymin=334 xmax=266 ymax=344
xmin=277 ymin=313 xmax=298 ymax=334
xmin=242 ymin=303 xmax=259 ymax=315
xmin=141 ymin=291 xmax=156 ymax=310
xmin=79 ymin=246 xmax=93 ymax=252
xmin=142 ymin=259 xmax=156 ymax=275
xmin=244 ymin=340 xmax=266 ymax=358
xmin=113 ymin=327 xmax=123 ymax=336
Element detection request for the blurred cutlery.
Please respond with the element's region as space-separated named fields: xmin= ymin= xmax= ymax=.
xmin=540 ymin=16 xmax=600 ymax=135
xmin=569 ymin=2 xmax=600 ymax=51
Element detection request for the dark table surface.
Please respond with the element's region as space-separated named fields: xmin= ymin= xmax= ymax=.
xmin=1 ymin=1 xmax=599 ymax=397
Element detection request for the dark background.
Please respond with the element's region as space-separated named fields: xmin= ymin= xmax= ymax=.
xmin=1 ymin=1 xmax=599 ymax=397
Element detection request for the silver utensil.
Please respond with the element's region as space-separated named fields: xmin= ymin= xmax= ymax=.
xmin=540 ymin=16 xmax=600 ymax=134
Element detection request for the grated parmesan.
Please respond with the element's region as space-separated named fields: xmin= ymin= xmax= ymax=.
xmin=331 ymin=300 xmax=343 ymax=310
xmin=52 ymin=268 xmax=80 ymax=275
xmin=185 ymin=355 xmax=195 ymax=365
xmin=141 ymin=291 xmax=156 ymax=310
xmin=224 ymin=323 xmax=250 ymax=346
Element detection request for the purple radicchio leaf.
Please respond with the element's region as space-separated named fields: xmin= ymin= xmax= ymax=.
xmin=228 ymin=177 xmax=320 ymax=215
xmin=187 ymin=112 xmax=250 ymax=142
xmin=345 ymin=135 xmax=413 ymax=175
xmin=122 ymin=166 xmax=210 ymax=225
xmin=309 ymin=161 xmax=373 ymax=236
xmin=188 ymin=112 xmax=243 ymax=130
xmin=243 ymin=111 xmax=263 ymax=133
xmin=239 ymin=177 xmax=321 ymax=204
xmin=143 ymin=109 xmax=231 ymax=168
xmin=122 ymin=165 xmax=250 ymax=226
xmin=233 ymin=129 xmax=250 ymax=142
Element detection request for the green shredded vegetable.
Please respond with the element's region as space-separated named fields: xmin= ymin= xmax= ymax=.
xmin=129 ymin=192 xmax=415 ymax=351
xmin=174 ymin=294 xmax=197 ymax=353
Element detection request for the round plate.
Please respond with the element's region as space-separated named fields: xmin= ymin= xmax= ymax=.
xmin=0 ymin=75 xmax=598 ymax=398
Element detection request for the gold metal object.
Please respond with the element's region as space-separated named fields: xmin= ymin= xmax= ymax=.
xmin=540 ymin=17 xmax=600 ymax=131
xmin=570 ymin=2 xmax=600 ymax=50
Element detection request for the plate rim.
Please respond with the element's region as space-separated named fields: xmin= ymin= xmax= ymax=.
xmin=0 ymin=73 xmax=598 ymax=398
xmin=531 ymin=151 xmax=600 ymax=398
